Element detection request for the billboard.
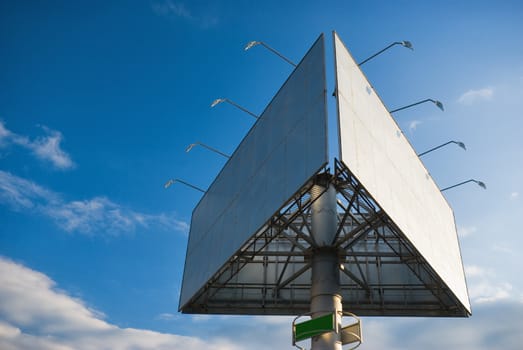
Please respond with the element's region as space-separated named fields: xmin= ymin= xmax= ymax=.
xmin=179 ymin=34 xmax=328 ymax=310
xmin=333 ymin=31 xmax=470 ymax=314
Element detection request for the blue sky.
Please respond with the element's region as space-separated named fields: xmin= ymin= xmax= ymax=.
xmin=1 ymin=0 xmax=523 ymax=349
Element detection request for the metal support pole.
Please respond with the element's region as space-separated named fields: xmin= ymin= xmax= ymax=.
xmin=310 ymin=177 xmax=342 ymax=350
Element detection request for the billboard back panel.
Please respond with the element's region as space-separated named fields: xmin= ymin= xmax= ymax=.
xmin=333 ymin=31 xmax=470 ymax=313
xmin=179 ymin=35 xmax=328 ymax=309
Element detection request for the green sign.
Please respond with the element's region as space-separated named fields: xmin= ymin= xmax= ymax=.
xmin=294 ymin=313 xmax=335 ymax=342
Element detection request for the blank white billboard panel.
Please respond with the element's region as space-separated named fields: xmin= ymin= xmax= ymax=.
xmin=333 ymin=32 xmax=470 ymax=314
xmin=180 ymin=35 xmax=328 ymax=310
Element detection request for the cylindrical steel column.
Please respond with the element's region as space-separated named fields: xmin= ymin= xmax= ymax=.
xmin=310 ymin=179 xmax=342 ymax=350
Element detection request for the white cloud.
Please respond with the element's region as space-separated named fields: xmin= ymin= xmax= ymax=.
xmin=252 ymin=315 xmax=293 ymax=326
xmin=492 ymin=244 xmax=514 ymax=255
xmin=0 ymin=122 xmax=10 ymax=141
xmin=408 ymin=120 xmax=422 ymax=132
xmin=152 ymin=1 xmax=192 ymax=19
xmin=465 ymin=265 xmax=485 ymax=278
xmin=152 ymin=1 xmax=218 ymax=29
xmin=0 ymin=121 xmax=74 ymax=170
xmin=190 ymin=314 xmax=212 ymax=323
xmin=465 ymin=264 xmax=516 ymax=304
xmin=0 ymin=257 xmax=240 ymax=350
xmin=155 ymin=313 xmax=178 ymax=321
xmin=458 ymin=225 xmax=477 ymax=238
xmin=0 ymin=170 xmax=58 ymax=210
xmin=473 ymin=283 xmax=513 ymax=304
xmin=510 ymin=191 xmax=519 ymax=200
xmin=0 ymin=171 xmax=188 ymax=235
xmin=458 ymin=87 xmax=494 ymax=105
xmin=2 ymin=257 xmax=523 ymax=350
xmin=30 ymin=126 xmax=75 ymax=169
xmin=363 ymin=302 xmax=523 ymax=350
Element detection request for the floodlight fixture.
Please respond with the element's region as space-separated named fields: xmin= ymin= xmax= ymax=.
xmin=164 ymin=178 xmax=205 ymax=193
xmin=402 ymin=41 xmax=414 ymax=49
xmin=418 ymin=140 xmax=466 ymax=157
xmin=211 ymin=98 xmax=259 ymax=119
xmin=358 ymin=40 xmax=414 ymax=66
xmin=210 ymin=98 xmax=224 ymax=108
xmin=390 ymin=98 xmax=444 ymax=114
xmin=185 ymin=142 xmax=230 ymax=159
xmin=244 ymin=40 xmax=297 ymax=67
xmin=441 ymin=179 xmax=487 ymax=192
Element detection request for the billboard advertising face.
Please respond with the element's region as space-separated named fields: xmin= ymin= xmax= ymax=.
xmin=333 ymin=32 xmax=470 ymax=314
xmin=179 ymin=35 xmax=328 ymax=310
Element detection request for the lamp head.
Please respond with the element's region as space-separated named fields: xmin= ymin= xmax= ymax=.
xmin=244 ymin=41 xmax=260 ymax=51
xmin=457 ymin=141 xmax=466 ymax=150
xmin=476 ymin=181 xmax=487 ymax=190
xmin=434 ymin=100 xmax=445 ymax=111
xmin=401 ymin=40 xmax=414 ymax=50
xmin=185 ymin=143 xmax=197 ymax=153
xmin=211 ymin=98 xmax=225 ymax=108
xmin=164 ymin=179 xmax=175 ymax=189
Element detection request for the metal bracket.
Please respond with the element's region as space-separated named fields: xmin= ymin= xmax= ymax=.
xmin=291 ymin=311 xmax=362 ymax=350
xmin=340 ymin=312 xmax=362 ymax=350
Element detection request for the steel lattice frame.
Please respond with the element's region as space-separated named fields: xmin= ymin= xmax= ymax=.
xmin=181 ymin=159 xmax=468 ymax=317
